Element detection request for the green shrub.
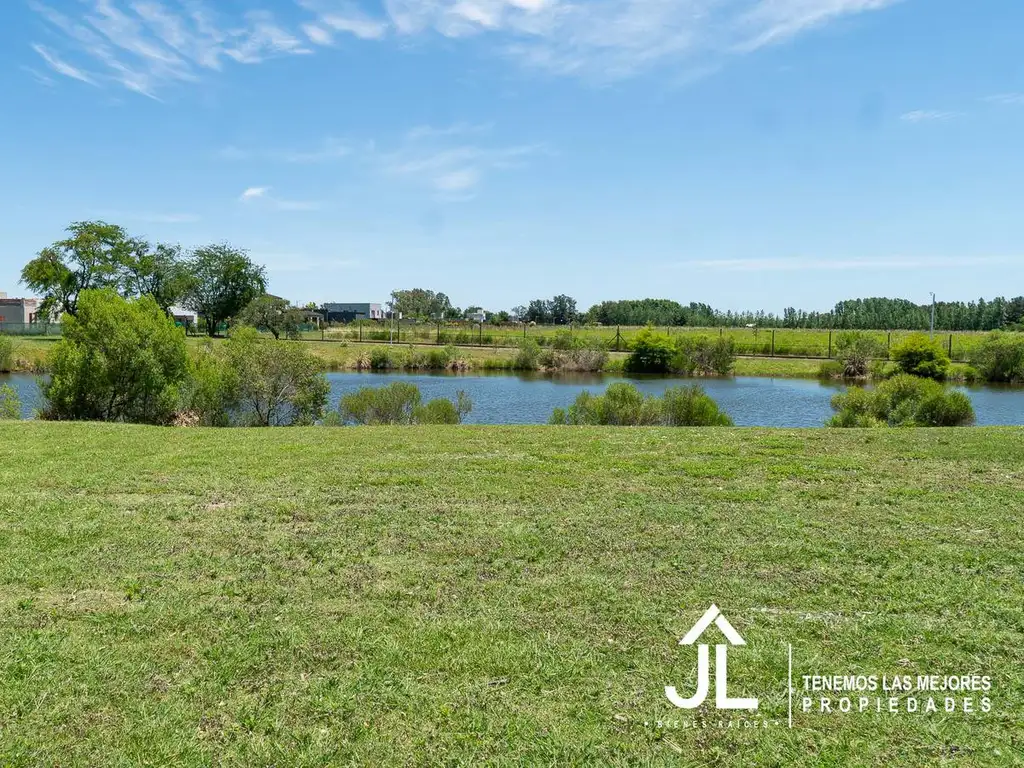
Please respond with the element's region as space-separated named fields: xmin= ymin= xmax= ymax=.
xmin=818 ymin=360 xmax=845 ymax=379
xmin=338 ymin=383 xmax=472 ymax=425
xmin=0 ymin=384 xmax=21 ymax=420
xmin=178 ymin=341 xmax=237 ymax=426
xmin=223 ymin=327 xmax=329 ymax=426
xmin=550 ymin=383 xmax=732 ymax=426
xmin=970 ymin=332 xmax=1024 ymax=383
xmin=625 ymin=328 xmax=676 ymax=373
xmin=514 ymin=339 xmax=541 ymax=370
xmin=890 ymin=333 xmax=950 ymax=381
xmin=42 ymin=289 xmax=188 ymax=424
xmin=370 ymin=347 xmax=393 ymax=370
xmin=661 ymin=385 xmax=734 ymax=426
xmin=673 ymin=336 xmax=736 ymax=376
xmin=828 ymin=374 xmax=974 ymax=428
xmin=834 ymin=332 xmax=887 ymax=378
xmin=0 ymin=336 xmax=13 ymax=373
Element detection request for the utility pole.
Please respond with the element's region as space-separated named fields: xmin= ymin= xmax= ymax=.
xmin=930 ymin=292 xmax=936 ymax=339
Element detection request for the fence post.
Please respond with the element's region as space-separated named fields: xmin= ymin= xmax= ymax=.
xmin=437 ymin=322 xmax=441 ymax=345
xmin=887 ymin=332 xmax=891 ymax=353
xmin=616 ymin=326 xmax=621 ymax=352
xmin=771 ymin=329 xmax=775 ymax=357
xmin=828 ymin=330 xmax=832 ymax=359
xmin=949 ymin=334 xmax=953 ymax=358
xmin=397 ymin=320 xmax=401 ymax=343
xmin=479 ymin=323 xmax=483 ymax=346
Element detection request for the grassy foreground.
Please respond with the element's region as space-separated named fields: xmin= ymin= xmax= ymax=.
xmin=1 ymin=424 xmax=1022 ymax=765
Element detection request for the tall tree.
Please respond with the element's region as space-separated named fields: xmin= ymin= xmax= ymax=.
xmin=550 ymin=294 xmax=578 ymax=325
xmin=238 ymin=294 xmax=302 ymax=340
xmin=390 ymin=288 xmax=452 ymax=320
xmin=182 ymin=244 xmax=267 ymax=336
xmin=119 ymin=241 xmax=188 ymax=315
xmin=20 ymin=221 xmax=130 ymax=319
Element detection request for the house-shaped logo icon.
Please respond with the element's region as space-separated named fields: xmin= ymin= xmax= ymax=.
xmin=666 ymin=604 xmax=759 ymax=710
xmin=680 ymin=604 xmax=746 ymax=646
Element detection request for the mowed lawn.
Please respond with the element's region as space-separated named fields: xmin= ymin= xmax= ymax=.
xmin=0 ymin=424 xmax=1022 ymax=766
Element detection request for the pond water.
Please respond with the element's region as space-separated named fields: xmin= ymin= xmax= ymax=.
xmin=4 ymin=371 xmax=1024 ymax=427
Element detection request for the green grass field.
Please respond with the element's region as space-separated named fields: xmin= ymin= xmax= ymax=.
xmin=1 ymin=424 xmax=1021 ymax=765
xmin=315 ymin=324 xmax=994 ymax=361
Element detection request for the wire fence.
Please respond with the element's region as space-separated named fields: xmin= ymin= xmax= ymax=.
xmin=0 ymin=323 xmax=62 ymax=337
xmin=300 ymin=322 xmax=988 ymax=362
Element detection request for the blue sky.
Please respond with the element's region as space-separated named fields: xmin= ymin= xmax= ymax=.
xmin=2 ymin=0 xmax=1024 ymax=314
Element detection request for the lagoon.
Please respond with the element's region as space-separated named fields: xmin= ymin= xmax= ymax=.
xmin=3 ymin=371 xmax=1024 ymax=427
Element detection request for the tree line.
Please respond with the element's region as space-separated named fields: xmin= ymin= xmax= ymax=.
xmin=20 ymin=222 xmax=1023 ymax=334
xmin=21 ymin=221 xmax=268 ymax=336
xmin=392 ymin=292 xmax=1024 ymax=331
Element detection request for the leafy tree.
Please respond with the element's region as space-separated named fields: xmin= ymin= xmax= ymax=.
xmin=41 ymin=289 xmax=188 ymax=424
xmin=550 ymin=294 xmax=577 ymax=325
xmin=119 ymin=241 xmax=188 ymax=315
xmin=181 ymin=244 xmax=267 ymax=336
xmin=525 ymin=299 xmax=552 ymax=324
xmin=223 ymin=327 xmax=328 ymax=426
xmin=390 ymin=289 xmax=452 ymax=320
xmin=20 ymin=221 xmax=131 ymax=319
xmin=239 ymin=295 xmax=302 ymax=340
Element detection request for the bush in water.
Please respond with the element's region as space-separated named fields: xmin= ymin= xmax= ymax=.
xmin=828 ymin=374 xmax=974 ymax=428
xmin=549 ymin=382 xmax=732 ymax=426
xmin=338 ymin=382 xmax=472 ymax=425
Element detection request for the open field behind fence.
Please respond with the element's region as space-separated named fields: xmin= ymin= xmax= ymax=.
xmin=306 ymin=323 xmax=997 ymax=362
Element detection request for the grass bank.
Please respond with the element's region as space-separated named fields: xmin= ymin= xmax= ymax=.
xmin=0 ymin=424 xmax=1021 ymax=765
xmin=1 ymin=335 xmax=826 ymax=379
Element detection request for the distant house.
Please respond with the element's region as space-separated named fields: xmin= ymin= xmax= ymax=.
xmin=0 ymin=296 xmax=42 ymax=327
xmin=167 ymin=306 xmax=197 ymax=330
xmin=322 ymin=302 xmax=385 ymax=323
xmin=466 ymin=310 xmax=487 ymax=323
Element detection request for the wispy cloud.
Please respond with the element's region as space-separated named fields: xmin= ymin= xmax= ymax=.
xmin=28 ymin=0 xmax=311 ymax=97
xmin=239 ymin=186 xmax=322 ymax=211
xmin=218 ymin=138 xmax=352 ymax=164
xmin=27 ymin=0 xmax=901 ymax=94
xmin=681 ymin=256 xmax=1018 ymax=272
xmin=378 ymin=125 xmax=546 ymax=201
xmin=31 ymin=43 xmax=97 ymax=85
xmin=900 ymin=110 xmax=959 ymax=123
xmin=985 ymin=93 xmax=1024 ymax=106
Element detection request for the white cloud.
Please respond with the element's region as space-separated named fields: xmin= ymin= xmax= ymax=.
xmin=681 ymin=256 xmax=1017 ymax=272
xmin=240 ymin=186 xmax=270 ymax=200
xmin=28 ymin=1 xmax=312 ymax=96
xmin=239 ymin=186 xmax=322 ymax=211
xmin=900 ymin=110 xmax=959 ymax=123
xmin=28 ymin=0 xmax=902 ymax=94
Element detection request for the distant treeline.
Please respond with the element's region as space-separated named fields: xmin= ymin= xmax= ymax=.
xmin=583 ymin=296 xmax=1024 ymax=331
